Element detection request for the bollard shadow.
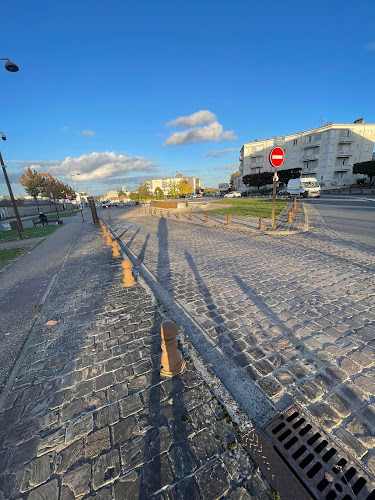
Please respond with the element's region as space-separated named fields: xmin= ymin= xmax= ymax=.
xmin=138 ymin=233 xmax=150 ymax=263
xmin=126 ymin=228 xmax=140 ymax=248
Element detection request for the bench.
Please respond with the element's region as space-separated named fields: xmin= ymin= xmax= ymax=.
xmin=32 ymin=218 xmax=64 ymax=227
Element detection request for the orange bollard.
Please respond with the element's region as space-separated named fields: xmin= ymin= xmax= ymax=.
xmin=176 ymin=212 xmax=180 ymax=219
xmin=111 ymin=241 xmax=121 ymax=259
xmin=189 ymin=213 xmax=192 ymax=221
xmin=159 ymin=321 xmax=185 ymax=377
xmin=167 ymin=211 xmax=170 ymax=217
xmin=259 ymin=217 xmax=264 ymax=230
xmin=288 ymin=211 xmax=293 ymax=223
xmin=227 ymin=215 xmax=231 ymax=225
xmin=122 ymin=260 xmax=135 ymax=287
xmin=160 ymin=210 xmax=162 ymax=216
xmin=205 ymin=214 xmax=208 ymax=223
xmin=106 ymin=234 xmax=112 ymax=246
xmin=153 ymin=209 xmax=156 ymax=215
xmin=269 ymin=195 xmax=272 ymax=199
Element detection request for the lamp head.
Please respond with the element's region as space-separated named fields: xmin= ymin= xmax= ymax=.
xmin=4 ymin=59 xmax=19 ymax=72
xmin=0 ymin=132 xmax=6 ymax=141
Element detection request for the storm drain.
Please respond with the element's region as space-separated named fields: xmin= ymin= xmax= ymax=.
xmin=264 ymin=404 xmax=375 ymax=500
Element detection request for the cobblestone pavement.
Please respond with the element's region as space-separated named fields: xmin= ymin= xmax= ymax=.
xmin=105 ymin=203 xmax=375 ymax=478
xmin=0 ymin=222 xmax=271 ymax=499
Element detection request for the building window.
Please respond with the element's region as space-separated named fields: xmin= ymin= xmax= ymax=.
xmin=293 ymin=139 xmax=298 ymax=145
xmin=367 ymin=131 xmax=372 ymax=138
xmin=364 ymin=145 xmax=370 ymax=152
xmin=291 ymin=152 xmax=297 ymax=159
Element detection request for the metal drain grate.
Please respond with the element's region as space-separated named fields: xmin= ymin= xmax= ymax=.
xmin=264 ymin=404 xmax=375 ymax=500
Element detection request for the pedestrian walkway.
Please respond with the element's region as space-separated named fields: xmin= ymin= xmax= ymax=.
xmin=0 ymin=221 xmax=271 ymax=499
xmin=0 ymin=219 xmax=83 ymax=392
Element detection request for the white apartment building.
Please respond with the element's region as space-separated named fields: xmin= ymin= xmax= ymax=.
xmin=238 ymin=119 xmax=375 ymax=189
xmin=143 ymin=174 xmax=201 ymax=196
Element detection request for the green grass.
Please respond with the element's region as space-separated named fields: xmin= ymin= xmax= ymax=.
xmin=0 ymin=247 xmax=27 ymax=269
xmin=1 ymin=208 xmax=81 ymax=222
xmin=203 ymin=198 xmax=287 ymax=218
xmin=0 ymin=225 xmax=60 ymax=242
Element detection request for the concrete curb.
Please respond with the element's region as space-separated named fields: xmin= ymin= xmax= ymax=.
xmin=104 ymin=220 xmax=280 ymax=429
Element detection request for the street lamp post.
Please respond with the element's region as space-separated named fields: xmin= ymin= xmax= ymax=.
xmin=1 ymin=58 xmax=22 ymax=238
xmin=0 ymin=151 xmax=24 ymax=239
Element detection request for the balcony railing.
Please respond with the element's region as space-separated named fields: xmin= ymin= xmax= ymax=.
xmin=338 ymin=137 xmax=355 ymax=143
xmin=334 ymin=166 xmax=351 ymax=172
xmin=303 ymin=141 xmax=321 ymax=149
xmin=250 ymin=152 xmax=264 ymax=157
xmin=302 ymin=167 xmax=318 ymax=174
xmin=336 ymin=151 xmax=352 ymax=157
xmin=302 ymin=154 xmax=319 ymax=161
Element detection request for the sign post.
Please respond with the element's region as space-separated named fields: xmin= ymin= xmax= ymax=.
xmin=269 ymin=147 xmax=285 ymax=228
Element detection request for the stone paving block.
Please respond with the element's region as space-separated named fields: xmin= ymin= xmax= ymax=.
xmin=142 ymin=452 xmax=174 ymax=495
xmin=324 ymin=392 xmax=352 ymax=418
xmin=111 ymin=415 xmax=139 ymax=445
xmin=190 ymin=428 xmax=223 ymax=464
xmin=38 ymin=426 xmax=65 ymax=456
xmin=61 ymin=462 xmax=91 ymax=498
xmin=297 ymin=380 xmax=324 ymax=402
xmin=353 ymin=374 xmax=375 ymax=395
xmin=195 ymin=457 xmax=230 ymax=499
xmin=119 ymin=393 xmax=143 ymax=418
xmin=92 ymin=449 xmax=121 ymax=490
xmin=309 ymin=403 xmax=341 ymax=429
xmin=346 ymin=418 xmax=375 ymax=449
xmin=275 ymin=370 xmax=295 ymax=387
xmin=85 ymin=427 xmax=111 ymax=458
xmin=334 ymin=428 xmax=367 ymax=459
xmin=94 ymin=403 xmax=120 ymax=429
xmin=54 ymin=439 xmax=85 ymax=474
xmin=257 ymin=378 xmax=283 ymax=398
xmin=113 ymin=470 xmax=141 ymax=500
xmin=28 ymin=479 xmax=59 ymax=500
xmin=65 ymin=414 xmax=94 ymax=444
xmin=19 ymin=453 xmax=53 ymax=493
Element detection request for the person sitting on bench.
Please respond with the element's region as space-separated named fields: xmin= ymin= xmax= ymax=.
xmin=39 ymin=212 xmax=48 ymax=225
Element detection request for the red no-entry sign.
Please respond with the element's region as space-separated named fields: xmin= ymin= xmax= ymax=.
xmin=269 ymin=147 xmax=285 ymax=168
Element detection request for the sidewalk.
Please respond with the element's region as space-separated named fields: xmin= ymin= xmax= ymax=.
xmin=0 ymin=221 xmax=271 ymax=499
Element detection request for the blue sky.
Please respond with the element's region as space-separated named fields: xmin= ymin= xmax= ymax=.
xmin=1 ymin=0 xmax=375 ymax=196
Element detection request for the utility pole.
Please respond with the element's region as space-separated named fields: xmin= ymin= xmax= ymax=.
xmin=0 ymin=151 xmax=24 ymax=239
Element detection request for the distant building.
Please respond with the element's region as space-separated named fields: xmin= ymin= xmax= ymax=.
xmin=238 ymin=120 xmax=375 ymax=189
xmin=143 ymin=175 xmax=201 ymax=196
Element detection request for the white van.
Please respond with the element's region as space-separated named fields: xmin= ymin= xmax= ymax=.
xmin=287 ymin=177 xmax=321 ymax=198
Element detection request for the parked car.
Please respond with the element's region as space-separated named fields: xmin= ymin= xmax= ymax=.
xmin=278 ymin=187 xmax=290 ymax=197
xmin=197 ymin=194 xmax=203 ymax=198
xmin=101 ymin=200 xmax=110 ymax=208
xmin=224 ymin=191 xmax=242 ymax=198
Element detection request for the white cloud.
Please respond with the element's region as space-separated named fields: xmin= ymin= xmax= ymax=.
xmin=365 ymin=41 xmax=375 ymax=51
xmin=202 ymin=148 xmax=239 ymax=158
xmin=214 ymin=164 xmax=239 ymax=171
xmin=13 ymin=152 xmax=158 ymax=183
xmin=81 ymin=130 xmax=95 ymax=137
xmin=164 ymin=121 xmax=238 ymax=146
xmin=166 ymin=110 xmax=216 ymax=128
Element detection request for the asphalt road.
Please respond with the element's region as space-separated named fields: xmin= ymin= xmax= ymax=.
xmin=307 ymin=195 xmax=375 ymax=246
xmin=0 ymin=211 xmax=85 ymax=392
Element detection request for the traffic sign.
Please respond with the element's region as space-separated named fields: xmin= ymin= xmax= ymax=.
xmin=269 ymin=147 xmax=285 ymax=168
xmin=273 ymin=135 xmax=285 ymax=147
xmin=66 ymin=194 xmax=72 ymax=200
